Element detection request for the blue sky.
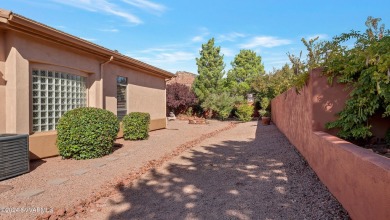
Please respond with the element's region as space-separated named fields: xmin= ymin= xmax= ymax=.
xmin=2 ymin=0 xmax=390 ymax=74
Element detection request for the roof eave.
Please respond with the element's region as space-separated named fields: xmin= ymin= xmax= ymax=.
xmin=0 ymin=9 xmax=174 ymax=79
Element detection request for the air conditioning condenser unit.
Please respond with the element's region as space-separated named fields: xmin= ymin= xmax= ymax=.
xmin=0 ymin=134 xmax=30 ymax=181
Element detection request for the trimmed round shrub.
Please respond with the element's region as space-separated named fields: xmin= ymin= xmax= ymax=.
xmin=122 ymin=112 xmax=150 ymax=140
xmin=57 ymin=107 xmax=119 ymax=160
xmin=236 ymin=105 xmax=254 ymax=122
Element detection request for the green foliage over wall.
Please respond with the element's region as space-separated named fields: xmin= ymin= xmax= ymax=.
xmin=324 ymin=17 xmax=390 ymax=141
xmin=252 ymin=64 xmax=296 ymax=100
xmin=287 ymin=37 xmax=325 ymax=92
xmin=286 ymin=16 xmax=390 ymax=142
xmin=122 ymin=112 xmax=150 ymax=140
xmin=57 ymin=107 xmax=119 ymax=160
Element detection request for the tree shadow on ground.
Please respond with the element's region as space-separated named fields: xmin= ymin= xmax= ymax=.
xmin=108 ymin=123 xmax=348 ymax=219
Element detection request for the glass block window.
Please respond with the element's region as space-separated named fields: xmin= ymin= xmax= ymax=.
xmin=32 ymin=69 xmax=87 ymax=132
xmin=117 ymin=76 xmax=127 ymax=121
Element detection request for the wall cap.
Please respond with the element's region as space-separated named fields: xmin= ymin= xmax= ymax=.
xmin=313 ymin=131 xmax=390 ymax=170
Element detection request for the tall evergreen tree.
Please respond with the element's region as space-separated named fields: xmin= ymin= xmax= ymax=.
xmin=227 ymin=49 xmax=265 ymax=97
xmin=193 ymin=38 xmax=225 ymax=102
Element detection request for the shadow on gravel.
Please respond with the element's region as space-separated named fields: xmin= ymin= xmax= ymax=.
xmin=112 ymin=143 xmax=124 ymax=153
xmin=29 ymin=159 xmax=47 ymax=172
xmin=108 ymin=123 xmax=349 ymax=219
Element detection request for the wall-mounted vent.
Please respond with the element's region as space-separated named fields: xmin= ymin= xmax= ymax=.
xmin=0 ymin=134 xmax=29 ymax=181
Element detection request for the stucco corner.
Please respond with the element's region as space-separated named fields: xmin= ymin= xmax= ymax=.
xmin=0 ymin=8 xmax=11 ymax=21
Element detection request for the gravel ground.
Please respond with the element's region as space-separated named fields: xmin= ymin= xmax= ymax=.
xmin=82 ymin=122 xmax=350 ymax=220
xmin=0 ymin=120 xmax=231 ymax=220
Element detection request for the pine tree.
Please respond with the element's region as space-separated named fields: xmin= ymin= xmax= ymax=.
xmin=227 ymin=49 xmax=265 ymax=97
xmin=193 ymin=38 xmax=225 ymax=102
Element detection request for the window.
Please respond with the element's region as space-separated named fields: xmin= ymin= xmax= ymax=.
xmin=32 ymin=69 xmax=87 ymax=132
xmin=117 ymin=76 xmax=127 ymax=120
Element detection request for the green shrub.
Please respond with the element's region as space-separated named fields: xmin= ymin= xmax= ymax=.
xmin=260 ymin=97 xmax=270 ymax=110
xmin=385 ymin=129 xmax=390 ymax=147
xmin=236 ymin=105 xmax=254 ymax=122
xmin=57 ymin=107 xmax=119 ymax=160
xmin=122 ymin=112 xmax=150 ymax=140
xmin=201 ymin=92 xmax=243 ymax=120
xmin=186 ymin=107 xmax=193 ymax=116
xmin=259 ymin=109 xmax=270 ymax=117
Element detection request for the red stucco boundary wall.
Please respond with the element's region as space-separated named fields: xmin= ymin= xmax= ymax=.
xmin=271 ymin=69 xmax=390 ymax=220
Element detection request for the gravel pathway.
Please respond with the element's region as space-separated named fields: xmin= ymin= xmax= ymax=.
xmin=0 ymin=120 xmax=231 ymax=220
xmin=82 ymin=122 xmax=349 ymax=220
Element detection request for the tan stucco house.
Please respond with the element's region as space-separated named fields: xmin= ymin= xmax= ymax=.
xmin=0 ymin=9 xmax=174 ymax=159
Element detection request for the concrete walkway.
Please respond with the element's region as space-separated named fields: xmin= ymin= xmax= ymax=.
xmin=83 ymin=122 xmax=349 ymax=220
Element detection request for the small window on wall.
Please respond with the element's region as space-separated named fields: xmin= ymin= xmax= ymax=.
xmin=32 ymin=69 xmax=87 ymax=132
xmin=117 ymin=76 xmax=127 ymax=120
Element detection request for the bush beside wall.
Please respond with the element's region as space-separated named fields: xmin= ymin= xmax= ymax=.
xmin=56 ymin=107 xmax=119 ymax=160
xmin=122 ymin=112 xmax=150 ymax=140
xmin=236 ymin=105 xmax=254 ymax=122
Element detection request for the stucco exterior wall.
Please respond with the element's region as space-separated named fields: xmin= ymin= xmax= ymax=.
xmin=0 ymin=31 xmax=6 ymax=133
xmin=271 ymin=69 xmax=390 ymax=220
xmin=311 ymin=73 xmax=350 ymax=135
xmin=1 ymin=29 xmax=171 ymax=159
xmin=6 ymin=32 xmax=101 ymax=73
xmin=0 ymin=86 xmax=5 ymax=133
xmin=7 ymin=31 xmax=102 ymax=108
xmin=104 ymin=64 xmax=167 ymax=121
xmin=5 ymin=46 xmax=29 ymax=134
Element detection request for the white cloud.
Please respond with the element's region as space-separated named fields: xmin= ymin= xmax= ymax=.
xmin=140 ymin=51 xmax=197 ymax=73
xmin=103 ymin=5 xmax=142 ymax=24
xmin=217 ymin=32 xmax=246 ymax=42
xmin=138 ymin=43 xmax=193 ymax=53
xmin=240 ymin=36 xmax=291 ymax=48
xmin=52 ymin=0 xmax=142 ymax=24
xmin=264 ymin=58 xmax=289 ymax=65
xmin=192 ymin=35 xmax=205 ymax=42
xmin=99 ymin=28 xmax=119 ymax=32
xmin=54 ymin=25 xmax=67 ymax=29
xmin=127 ymin=50 xmax=196 ymax=64
xmin=122 ymin=0 xmax=166 ymax=14
xmin=221 ymin=48 xmax=235 ymax=57
xmin=306 ymin=34 xmax=329 ymax=40
xmin=139 ymin=47 xmax=174 ymax=53
xmin=261 ymin=54 xmax=291 ymax=72
xmin=155 ymin=51 xmax=195 ymax=62
xmin=191 ymin=27 xmax=210 ymax=43
xmin=125 ymin=38 xmax=202 ymax=73
xmin=80 ymin=37 xmax=97 ymax=42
